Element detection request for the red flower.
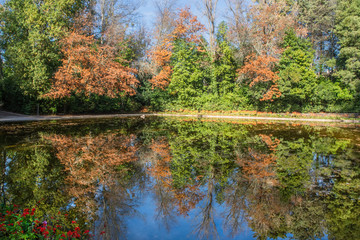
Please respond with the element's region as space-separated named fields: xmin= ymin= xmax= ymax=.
xmin=72 ymin=220 xmax=76 ymax=224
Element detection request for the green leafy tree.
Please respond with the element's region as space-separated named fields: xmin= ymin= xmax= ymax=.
xmin=277 ymin=30 xmax=317 ymax=111
xmin=169 ymin=39 xmax=207 ymax=108
xmin=210 ymin=22 xmax=237 ymax=97
xmin=335 ymin=0 xmax=360 ymax=107
xmin=0 ymin=0 xmax=89 ymax=112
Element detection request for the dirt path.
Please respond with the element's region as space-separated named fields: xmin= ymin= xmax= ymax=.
xmin=0 ymin=111 xmax=359 ymax=124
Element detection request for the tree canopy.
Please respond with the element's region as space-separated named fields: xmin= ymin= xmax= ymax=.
xmin=0 ymin=0 xmax=359 ymax=113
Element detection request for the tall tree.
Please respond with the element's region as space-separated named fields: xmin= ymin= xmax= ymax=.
xmin=211 ymin=22 xmax=237 ymax=97
xmin=0 ymin=0 xmax=90 ymax=103
xmin=238 ymin=0 xmax=303 ymax=102
xmin=298 ymin=0 xmax=338 ymax=74
xmin=335 ymin=0 xmax=360 ymax=102
xmin=168 ymin=9 xmax=206 ymax=107
xmin=277 ymin=30 xmax=317 ymax=110
xmin=147 ymin=0 xmax=178 ymax=89
xmin=44 ymin=18 xmax=139 ymax=99
xmin=149 ymin=8 xmax=205 ymax=91
xmin=200 ymin=0 xmax=218 ymax=59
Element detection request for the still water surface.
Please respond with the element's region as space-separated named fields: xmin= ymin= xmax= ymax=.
xmin=1 ymin=117 xmax=359 ymax=240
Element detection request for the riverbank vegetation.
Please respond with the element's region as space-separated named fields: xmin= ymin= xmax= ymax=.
xmin=0 ymin=0 xmax=359 ymax=114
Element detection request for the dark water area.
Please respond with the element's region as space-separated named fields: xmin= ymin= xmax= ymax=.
xmin=0 ymin=117 xmax=359 ymax=240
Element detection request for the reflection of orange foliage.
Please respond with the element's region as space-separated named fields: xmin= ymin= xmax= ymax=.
xmin=149 ymin=139 xmax=172 ymax=186
xmin=173 ymin=185 xmax=204 ymax=216
xmin=237 ymin=135 xmax=280 ymax=185
xmin=234 ymin=134 xmax=287 ymax=236
xmin=259 ymin=134 xmax=280 ymax=151
xmin=239 ymin=149 xmax=277 ymax=181
xmin=149 ymin=8 xmax=205 ymax=89
xmin=44 ymin=133 xmax=138 ymax=213
xmin=148 ymin=138 xmax=204 ymax=216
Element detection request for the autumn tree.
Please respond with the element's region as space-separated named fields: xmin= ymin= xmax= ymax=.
xmin=238 ymin=0 xmax=303 ymax=102
xmin=44 ymin=16 xmax=139 ymax=99
xmin=146 ymin=1 xmax=177 ymax=89
xmin=149 ymin=8 xmax=205 ymax=91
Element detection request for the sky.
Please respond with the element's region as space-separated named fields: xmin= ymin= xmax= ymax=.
xmin=137 ymin=0 xmax=231 ymax=31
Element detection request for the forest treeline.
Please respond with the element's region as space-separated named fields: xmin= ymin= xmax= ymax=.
xmin=0 ymin=0 xmax=359 ymax=114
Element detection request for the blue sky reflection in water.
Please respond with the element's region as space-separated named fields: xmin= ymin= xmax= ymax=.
xmin=126 ymin=187 xmax=256 ymax=240
xmin=0 ymin=117 xmax=359 ymax=239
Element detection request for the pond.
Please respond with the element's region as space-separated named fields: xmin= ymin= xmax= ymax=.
xmin=0 ymin=117 xmax=359 ymax=240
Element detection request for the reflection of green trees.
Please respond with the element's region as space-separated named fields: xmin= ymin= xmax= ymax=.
xmin=323 ymin=149 xmax=360 ymax=240
xmin=157 ymin=120 xmax=360 ymax=239
xmin=276 ymin=139 xmax=314 ymax=199
xmin=1 ymin=118 xmax=360 ymax=240
xmin=146 ymin=119 xmax=249 ymax=239
xmin=1 ymin=127 xmax=146 ymax=239
xmin=3 ymin=142 xmax=69 ymax=219
xmin=168 ymin=120 xmax=246 ymax=188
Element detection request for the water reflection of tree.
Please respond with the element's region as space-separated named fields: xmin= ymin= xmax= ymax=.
xmin=146 ymin=138 xmax=177 ymax=231
xmin=2 ymin=120 xmax=360 ymax=240
xmin=314 ymin=139 xmax=360 ymax=240
xmin=45 ymin=133 xmax=143 ymax=239
xmin=1 ymin=141 xmax=69 ymax=218
xmin=163 ymin=121 xmax=360 ymax=240
xmin=232 ymin=134 xmax=290 ymax=239
xmin=162 ymin=120 xmax=246 ymax=239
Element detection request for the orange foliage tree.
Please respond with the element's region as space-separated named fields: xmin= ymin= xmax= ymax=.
xmin=239 ymin=54 xmax=281 ymax=101
xmin=238 ymin=0 xmax=304 ymax=101
xmin=149 ymin=8 xmax=205 ymax=89
xmin=43 ymin=20 xmax=139 ymax=99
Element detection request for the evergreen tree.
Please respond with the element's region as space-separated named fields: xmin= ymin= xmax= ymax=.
xmin=212 ymin=22 xmax=237 ymax=97
xmin=278 ymin=30 xmax=317 ymax=111
xmin=0 ymin=0 xmax=89 ymax=112
xmin=335 ymin=0 xmax=360 ymax=106
xmin=169 ymin=39 xmax=206 ymax=107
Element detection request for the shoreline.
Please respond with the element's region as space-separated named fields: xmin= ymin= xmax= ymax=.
xmin=0 ymin=111 xmax=359 ymax=124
